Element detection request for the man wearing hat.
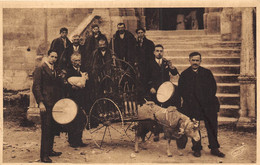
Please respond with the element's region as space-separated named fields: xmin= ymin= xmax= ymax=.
xmin=178 ymin=52 xmax=225 ymax=158
xmin=32 ymin=51 xmax=62 ymax=163
xmin=49 ymin=27 xmax=72 ymax=68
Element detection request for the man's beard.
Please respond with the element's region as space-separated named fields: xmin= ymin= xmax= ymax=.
xmin=192 ymin=64 xmax=199 ymax=68
xmin=119 ymin=30 xmax=125 ymax=34
xmin=99 ymin=47 xmax=106 ymax=51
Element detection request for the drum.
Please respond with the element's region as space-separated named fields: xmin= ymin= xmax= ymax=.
xmin=52 ymin=98 xmax=78 ymax=125
xmin=156 ymin=81 xmax=175 ymax=103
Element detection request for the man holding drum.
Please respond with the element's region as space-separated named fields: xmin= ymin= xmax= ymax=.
xmin=32 ymin=51 xmax=62 ymax=163
xmin=146 ymin=44 xmax=180 ymax=108
xmin=178 ymin=52 xmax=225 ymax=158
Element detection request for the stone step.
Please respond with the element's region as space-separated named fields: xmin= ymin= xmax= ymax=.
xmin=171 ymin=74 xmax=239 ymax=84
xmin=219 ymin=105 xmax=240 ymax=118
xmin=148 ymin=36 xmax=221 ymax=42
xmin=164 ymin=49 xmax=241 ymax=57
xmin=214 ymin=74 xmax=239 ymax=83
xmin=216 ymin=93 xmax=240 ymax=105
xmin=218 ymin=116 xmax=239 ymax=124
xmin=174 ymin=64 xmax=240 ymax=74
xmin=217 ymin=83 xmax=240 ymax=94
xmin=152 ymin=41 xmax=241 ymax=49
xmin=146 ymin=30 xmax=207 ymax=36
xmin=167 ymin=56 xmax=240 ymax=65
xmin=171 ymin=79 xmax=239 ymax=94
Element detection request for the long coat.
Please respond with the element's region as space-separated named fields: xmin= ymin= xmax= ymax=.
xmin=111 ymin=30 xmax=136 ymax=65
xmin=64 ymin=65 xmax=88 ymax=108
xmin=32 ymin=62 xmax=62 ymax=156
xmin=136 ymin=37 xmax=155 ymax=83
xmin=91 ymin=48 xmax=113 ymax=76
xmin=49 ymin=37 xmax=72 ymax=65
xmin=136 ymin=37 xmax=155 ymax=66
xmin=84 ymin=33 xmax=107 ymax=70
xmin=85 ymin=32 xmax=107 ymax=55
xmin=178 ymin=66 xmax=220 ymax=120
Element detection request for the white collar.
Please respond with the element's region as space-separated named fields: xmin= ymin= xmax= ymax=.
xmin=192 ymin=68 xmax=198 ymax=73
xmin=73 ymin=45 xmax=79 ymax=50
xmin=119 ymin=33 xmax=125 ymax=39
xmin=155 ymin=58 xmax=162 ymax=65
xmin=73 ymin=66 xmax=80 ymax=71
xmin=44 ymin=61 xmax=54 ymax=70
xmin=101 ymin=50 xmax=106 ymax=56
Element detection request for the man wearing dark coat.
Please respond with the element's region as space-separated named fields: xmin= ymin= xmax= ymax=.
xmin=135 ymin=27 xmax=155 ymax=66
xmin=59 ymin=35 xmax=87 ymax=71
xmin=111 ymin=23 xmax=136 ymax=66
xmin=85 ymin=24 xmax=107 ymax=59
xmin=91 ymin=37 xmax=114 ymax=79
xmin=32 ymin=51 xmax=62 ymax=163
xmin=178 ymin=52 xmax=225 ymax=158
xmin=63 ymin=53 xmax=88 ymax=148
xmin=48 ymin=27 xmax=72 ymax=68
xmin=135 ymin=27 xmax=155 ymax=103
xmin=146 ymin=44 xmax=180 ymax=108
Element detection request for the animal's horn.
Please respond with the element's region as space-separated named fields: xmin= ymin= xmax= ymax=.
xmin=178 ymin=128 xmax=185 ymax=135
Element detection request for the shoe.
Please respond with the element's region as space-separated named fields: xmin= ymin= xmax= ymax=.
xmin=49 ymin=150 xmax=62 ymax=157
xmin=79 ymin=142 xmax=87 ymax=147
xmin=193 ymin=150 xmax=201 ymax=157
xmin=41 ymin=156 xmax=52 ymax=163
xmin=211 ymin=149 xmax=225 ymax=157
xmin=70 ymin=143 xmax=80 ymax=148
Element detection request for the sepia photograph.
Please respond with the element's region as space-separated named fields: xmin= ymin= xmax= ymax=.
xmin=1 ymin=0 xmax=258 ymax=164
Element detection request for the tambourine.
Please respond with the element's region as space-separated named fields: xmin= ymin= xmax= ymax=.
xmin=52 ymin=98 xmax=78 ymax=124
xmin=156 ymin=81 xmax=175 ymax=103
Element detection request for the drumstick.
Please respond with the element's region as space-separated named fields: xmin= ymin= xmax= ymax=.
xmin=52 ymin=110 xmax=63 ymax=112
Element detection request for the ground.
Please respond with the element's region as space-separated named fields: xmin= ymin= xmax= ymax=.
xmin=2 ymin=106 xmax=257 ymax=163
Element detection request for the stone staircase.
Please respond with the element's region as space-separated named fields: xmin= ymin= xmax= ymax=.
xmin=146 ymin=30 xmax=241 ymax=118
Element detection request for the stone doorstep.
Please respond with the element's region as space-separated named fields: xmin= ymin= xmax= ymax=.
xmin=218 ymin=116 xmax=238 ymax=125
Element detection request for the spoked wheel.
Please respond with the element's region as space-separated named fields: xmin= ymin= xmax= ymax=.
xmin=124 ymin=120 xmax=153 ymax=143
xmin=88 ymin=98 xmax=125 ymax=148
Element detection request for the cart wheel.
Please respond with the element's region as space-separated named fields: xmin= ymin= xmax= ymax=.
xmin=88 ymin=98 xmax=125 ymax=148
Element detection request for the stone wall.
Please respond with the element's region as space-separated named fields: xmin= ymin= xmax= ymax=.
xmin=3 ymin=8 xmax=93 ymax=90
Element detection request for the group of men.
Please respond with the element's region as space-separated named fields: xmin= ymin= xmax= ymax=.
xmin=32 ymin=23 xmax=224 ymax=163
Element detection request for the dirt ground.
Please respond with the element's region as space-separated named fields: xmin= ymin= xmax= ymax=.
xmin=2 ymin=106 xmax=257 ymax=164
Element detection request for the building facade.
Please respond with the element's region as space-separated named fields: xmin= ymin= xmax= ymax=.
xmin=3 ymin=8 xmax=256 ymax=126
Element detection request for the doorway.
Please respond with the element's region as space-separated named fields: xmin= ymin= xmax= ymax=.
xmin=145 ymin=8 xmax=205 ymax=30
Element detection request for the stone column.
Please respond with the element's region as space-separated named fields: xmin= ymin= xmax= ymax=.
xmin=204 ymin=8 xmax=222 ymax=34
xmin=237 ymin=7 xmax=256 ymax=128
xmin=27 ymin=10 xmax=48 ymax=124
xmin=135 ymin=8 xmax=146 ymax=29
